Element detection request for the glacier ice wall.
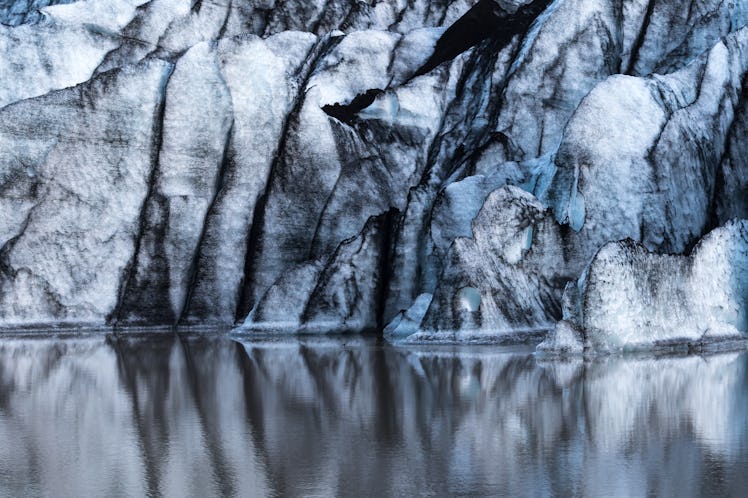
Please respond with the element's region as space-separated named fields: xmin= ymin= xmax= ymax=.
xmin=0 ymin=0 xmax=746 ymax=344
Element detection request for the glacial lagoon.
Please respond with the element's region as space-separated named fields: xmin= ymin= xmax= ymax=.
xmin=0 ymin=333 xmax=747 ymax=497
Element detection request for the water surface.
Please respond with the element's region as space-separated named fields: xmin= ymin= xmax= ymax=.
xmin=0 ymin=333 xmax=746 ymax=497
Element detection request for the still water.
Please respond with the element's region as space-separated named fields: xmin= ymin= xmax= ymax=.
xmin=0 ymin=333 xmax=746 ymax=497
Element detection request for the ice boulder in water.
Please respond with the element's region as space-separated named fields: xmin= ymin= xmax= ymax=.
xmin=539 ymin=220 xmax=748 ymax=353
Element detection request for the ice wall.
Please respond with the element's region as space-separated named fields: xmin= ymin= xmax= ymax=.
xmin=0 ymin=0 xmax=746 ymax=347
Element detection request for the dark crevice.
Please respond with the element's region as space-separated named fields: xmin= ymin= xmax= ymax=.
xmin=706 ymin=155 xmax=727 ymax=234
xmin=411 ymin=0 xmax=553 ymax=79
xmin=705 ymin=72 xmax=748 ymax=232
xmin=417 ymin=63 xmax=478 ymax=185
xmin=256 ymin=7 xmax=272 ymax=35
xmin=386 ymin=34 xmax=407 ymax=83
xmin=0 ymin=201 xmax=40 ymax=309
xmin=216 ymin=0 xmax=233 ymax=41
xmin=299 ymin=210 xmax=397 ymax=331
xmin=299 ymin=224 xmax=369 ymax=326
xmin=436 ymin=1 xmax=452 ymax=27
xmin=0 ymin=202 xmax=37 ymax=270
xmin=92 ymin=2 xmax=160 ymax=75
xmin=260 ymin=0 xmax=282 ymax=37
xmin=234 ymin=34 xmax=344 ymax=323
xmin=307 ymin=116 xmax=402 ymax=258
xmin=644 ymin=53 xmax=709 ymax=170
xmin=332 ymin=1 xmax=358 ymax=33
xmin=116 ymin=192 xmax=174 ymax=326
xmin=310 ymin=0 xmax=333 ymax=35
xmin=109 ymin=64 xmax=175 ymax=325
xmin=375 ymin=208 xmax=400 ymax=333
xmin=234 ymin=190 xmax=268 ymax=322
xmin=386 ymin=0 xmax=411 ymax=31
xmin=178 ymin=119 xmax=235 ymax=324
xmin=420 ymin=33 xmax=508 ymax=188
xmin=321 ymin=88 xmax=384 ymax=123
xmin=624 ymin=0 xmax=655 ymax=75
xmin=307 ymin=124 xmax=350 ymax=258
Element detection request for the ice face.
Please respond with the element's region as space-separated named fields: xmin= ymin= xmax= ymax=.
xmin=543 ymin=27 xmax=748 ymax=270
xmin=0 ymin=0 xmax=746 ymax=345
xmin=0 ymin=59 xmax=173 ymax=327
xmin=178 ymin=33 xmax=317 ymax=325
xmin=114 ymin=41 xmax=234 ymax=325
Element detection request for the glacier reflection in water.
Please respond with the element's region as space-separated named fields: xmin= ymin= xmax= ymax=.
xmin=0 ymin=334 xmax=747 ymax=497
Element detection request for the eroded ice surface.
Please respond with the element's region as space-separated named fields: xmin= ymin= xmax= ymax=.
xmin=0 ymin=0 xmax=747 ymax=347
xmin=539 ymin=220 xmax=748 ymax=353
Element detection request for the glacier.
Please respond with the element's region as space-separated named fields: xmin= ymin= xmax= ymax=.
xmin=0 ymin=0 xmax=746 ymax=350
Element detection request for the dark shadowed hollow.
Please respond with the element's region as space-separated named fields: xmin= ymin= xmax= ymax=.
xmin=0 ymin=333 xmax=747 ymax=497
